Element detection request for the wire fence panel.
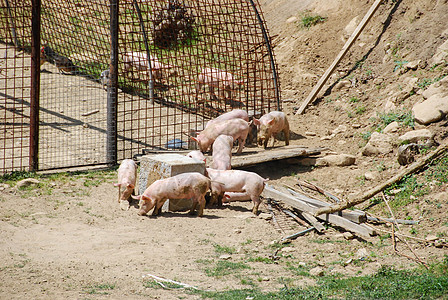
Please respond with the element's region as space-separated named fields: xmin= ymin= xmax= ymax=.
xmin=0 ymin=0 xmax=280 ymax=174
xmin=0 ymin=0 xmax=32 ymax=174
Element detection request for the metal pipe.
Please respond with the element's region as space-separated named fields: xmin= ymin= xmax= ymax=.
xmin=282 ymin=227 xmax=315 ymax=241
xmin=29 ymin=0 xmax=41 ymax=171
xmin=107 ymin=0 xmax=119 ymax=166
xmin=133 ymin=0 xmax=154 ymax=104
xmin=247 ymin=0 xmax=280 ymax=110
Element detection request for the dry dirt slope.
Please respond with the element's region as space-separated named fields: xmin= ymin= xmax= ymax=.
xmin=1 ymin=0 xmax=448 ymax=299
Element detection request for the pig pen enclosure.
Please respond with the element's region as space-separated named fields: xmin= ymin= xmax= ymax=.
xmin=0 ymin=0 xmax=280 ymax=174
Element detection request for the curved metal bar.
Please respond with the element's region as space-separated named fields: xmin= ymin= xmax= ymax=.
xmin=133 ymin=0 xmax=154 ymax=104
xmin=247 ymin=0 xmax=280 ymax=110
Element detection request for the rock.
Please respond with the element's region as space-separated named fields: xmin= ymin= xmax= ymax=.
xmin=343 ymin=232 xmax=355 ymax=240
xmin=412 ymin=94 xmax=448 ymax=125
xmin=383 ymin=100 xmax=397 ymax=112
xmin=383 ymin=121 xmax=400 ymax=133
xmin=332 ymin=125 xmax=347 ymax=135
xmin=309 ymin=266 xmax=324 ymax=277
xmin=219 ymin=254 xmax=232 ymax=260
xmin=281 ymin=247 xmax=295 ymax=253
xmin=342 ymin=16 xmax=360 ymax=42
xmin=356 ymin=248 xmax=369 ymax=259
xmin=16 ymin=178 xmax=40 ymax=189
xmin=425 ymin=235 xmax=438 ymax=242
xmin=333 ymin=80 xmax=351 ymax=92
xmin=364 ymin=171 xmax=378 ymax=181
xmin=258 ymin=213 xmax=272 ymax=220
xmin=404 ymin=60 xmax=420 ymax=70
xmin=320 ymin=134 xmax=335 ymax=140
xmin=398 ymin=129 xmax=434 ymax=143
xmin=316 ymin=154 xmax=356 ymax=167
xmin=362 ymin=132 xmax=394 ymax=156
xmin=286 ymin=16 xmax=297 ymax=23
xmin=431 ymin=39 xmax=448 ymax=66
xmin=119 ymin=200 xmax=130 ymax=211
xmin=305 ymin=131 xmax=317 ymax=136
xmin=298 ymin=261 xmax=306 ymax=267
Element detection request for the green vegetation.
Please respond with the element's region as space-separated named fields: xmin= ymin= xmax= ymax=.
xmin=84 ymin=283 xmax=116 ymax=295
xmin=301 ymin=13 xmax=327 ymax=29
xmin=184 ymin=262 xmax=448 ymax=299
xmin=204 ymin=261 xmax=250 ymax=277
xmin=416 ymin=75 xmax=446 ymax=90
xmin=213 ymin=244 xmax=236 ymax=255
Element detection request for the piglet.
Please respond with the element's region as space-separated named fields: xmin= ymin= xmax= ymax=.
xmin=205 ymin=109 xmax=249 ymax=129
xmin=206 ymin=168 xmax=268 ymax=215
xmin=131 ymin=172 xmax=211 ymax=217
xmin=191 ymin=118 xmax=249 ymax=154
xmin=196 ymin=67 xmax=244 ymax=101
xmin=186 ymin=150 xmax=206 ymax=163
xmin=123 ymin=51 xmax=176 ymax=83
xmin=253 ymin=111 xmax=290 ymax=149
xmin=113 ymin=159 xmax=137 ymax=202
xmin=211 ymin=135 xmax=233 ymax=170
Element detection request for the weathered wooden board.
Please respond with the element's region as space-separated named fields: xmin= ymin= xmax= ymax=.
xmin=232 ymin=145 xmax=324 ymax=168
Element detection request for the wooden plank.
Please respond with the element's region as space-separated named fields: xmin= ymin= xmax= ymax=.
xmin=296 ymin=0 xmax=384 ymax=115
xmin=232 ymin=145 xmax=324 ymax=168
xmin=301 ymin=212 xmax=326 ymax=233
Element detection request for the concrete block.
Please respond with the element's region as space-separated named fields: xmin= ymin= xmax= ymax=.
xmin=138 ymin=153 xmax=205 ymax=212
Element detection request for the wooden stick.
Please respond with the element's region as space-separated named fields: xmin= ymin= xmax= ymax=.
xmin=298 ymin=180 xmax=341 ymax=203
xmin=296 ymin=0 xmax=384 ymax=114
xmin=383 ymin=194 xmax=428 ymax=269
xmin=315 ymin=142 xmax=448 ymax=216
xmin=142 ymin=273 xmax=199 ymax=290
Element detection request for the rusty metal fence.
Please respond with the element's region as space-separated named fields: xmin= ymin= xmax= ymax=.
xmin=0 ymin=0 xmax=280 ymax=174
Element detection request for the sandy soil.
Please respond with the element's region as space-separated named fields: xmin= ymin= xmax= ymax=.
xmin=1 ymin=0 xmax=448 ymax=298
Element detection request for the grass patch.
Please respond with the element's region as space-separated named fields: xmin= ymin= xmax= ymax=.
xmin=84 ymin=283 xmax=115 ymax=295
xmin=205 ymin=261 xmax=250 ymax=277
xmin=301 ymin=13 xmax=327 ymax=29
xmin=213 ymin=244 xmax=236 ymax=255
xmin=191 ymin=262 xmax=448 ymax=299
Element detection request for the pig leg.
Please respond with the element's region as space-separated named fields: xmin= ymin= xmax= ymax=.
xmin=189 ymin=199 xmax=198 ymax=215
xmin=152 ymin=199 xmax=166 ymax=216
xmin=251 ymin=195 xmax=261 ymax=215
xmin=283 ymin=123 xmax=290 ymax=146
xmin=197 ymin=195 xmax=206 ymax=217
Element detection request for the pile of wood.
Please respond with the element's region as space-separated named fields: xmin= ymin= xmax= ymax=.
xmin=262 ymin=182 xmax=376 ymax=239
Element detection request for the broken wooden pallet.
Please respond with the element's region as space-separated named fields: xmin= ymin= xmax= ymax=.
xmin=262 ymin=184 xmax=376 ymax=239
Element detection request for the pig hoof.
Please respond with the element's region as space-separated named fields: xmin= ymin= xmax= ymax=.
xmin=138 ymin=210 xmax=147 ymax=216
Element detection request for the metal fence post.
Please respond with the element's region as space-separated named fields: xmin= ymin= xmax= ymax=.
xmin=107 ymin=0 xmax=119 ymax=166
xmin=30 ymin=0 xmax=41 ymax=171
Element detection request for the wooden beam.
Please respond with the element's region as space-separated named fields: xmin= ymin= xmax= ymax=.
xmin=296 ymin=0 xmax=384 ymax=115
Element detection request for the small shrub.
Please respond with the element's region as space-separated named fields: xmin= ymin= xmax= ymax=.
xmin=301 ymin=13 xmax=327 ymax=28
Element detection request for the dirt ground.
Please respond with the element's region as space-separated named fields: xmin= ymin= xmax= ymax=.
xmin=1 ymin=0 xmax=448 ymax=298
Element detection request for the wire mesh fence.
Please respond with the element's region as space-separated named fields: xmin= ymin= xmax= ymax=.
xmin=0 ymin=0 xmax=280 ymax=174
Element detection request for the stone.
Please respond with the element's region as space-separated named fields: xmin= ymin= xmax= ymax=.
xmin=383 ymin=100 xmax=397 ymax=113
xmin=425 ymin=235 xmax=438 ymax=242
xmin=286 ymin=16 xmax=297 ymax=23
xmin=362 ymin=132 xmax=394 ymax=156
xmin=404 ymin=60 xmax=420 ymax=70
xmin=398 ymin=129 xmax=434 ymax=143
xmin=332 ymin=125 xmax=347 ymax=135
xmin=258 ymin=213 xmax=272 ymax=220
xmin=343 ymin=232 xmax=355 ymax=240
xmin=305 ymin=131 xmax=317 ymax=136
xmin=413 ymin=94 xmax=448 ymax=125
xmin=383 ymin=121 xmax=399 ymax=133
xmin=356 ymin=248 xmax=369 ymax=259
xmin=342 ymin=16 xmax=360 ymax=42
xmin=16 ymin=178 xmax=40 ymax=189
xmin=316 ymin=154 xmax=356 ymax=167
xmin=138 ymin=154 xmax=205 ymax=212
xmin=364 ymin=171 xmax=378 ymax=181
xmin=333 ymin=80 xmax=351 ymax=92
xmin=219 ymin=254 xmax=232 ymax=260
xmin=282 ymin=247 xmax=295 ymax=253
xmin=309 ymin=266 xmax=324 ymax=276
xmin=431 ymin=39 xmax=448 ymax=66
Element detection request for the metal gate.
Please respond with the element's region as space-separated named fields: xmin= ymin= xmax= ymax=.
xmin=0 ymin=0 xmax=280 ymax=174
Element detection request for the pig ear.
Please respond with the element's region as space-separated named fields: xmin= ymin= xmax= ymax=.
xmin=127 ymin=184 xmax=135 ymax=189
xmin=113 ymin=183 xmax=121 ymax=187
xmin=191 ymin=137 xmax=199 ymax=142
xmin=267 ymin=119 xmax=275 ymax=125
xmin=252 ymin=118 xmax=260 ymax=126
